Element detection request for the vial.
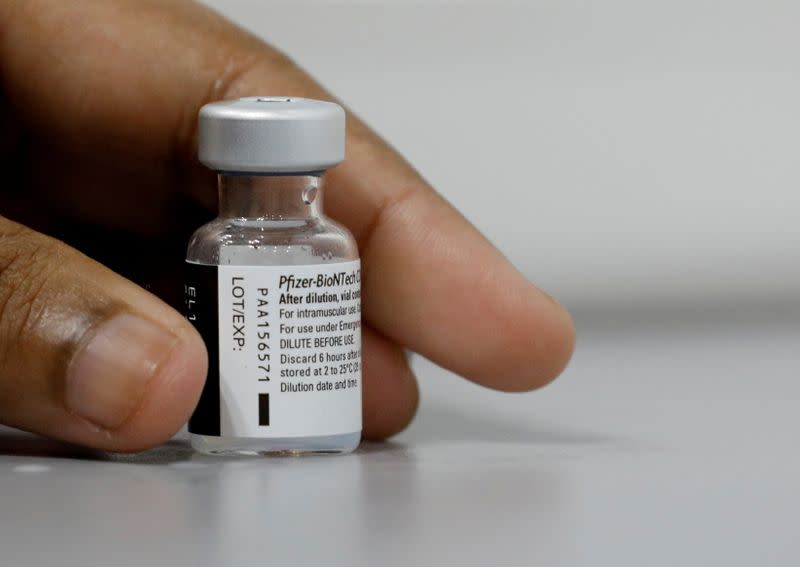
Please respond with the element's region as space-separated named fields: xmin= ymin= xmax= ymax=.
xmin=184 ymin=97 xmax=361 ymax=455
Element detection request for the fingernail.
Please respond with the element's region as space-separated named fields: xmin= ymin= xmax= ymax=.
xmin=66 ymin=313 xmax=178 ymax=429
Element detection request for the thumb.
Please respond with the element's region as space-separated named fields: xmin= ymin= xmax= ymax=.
xmin=0 ymin=217 xmax=207 ymax=452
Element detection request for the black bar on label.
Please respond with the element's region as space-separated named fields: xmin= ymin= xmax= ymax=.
xmin=258 ymin=393 xmax=270 ymax=426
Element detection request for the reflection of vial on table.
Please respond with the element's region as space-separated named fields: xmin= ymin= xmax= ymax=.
xmin=184 ymin=97 xmax=361 ymax=455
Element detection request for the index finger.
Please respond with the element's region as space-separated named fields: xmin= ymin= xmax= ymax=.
xmin=1 ymin=0 xmax=574 ymax=391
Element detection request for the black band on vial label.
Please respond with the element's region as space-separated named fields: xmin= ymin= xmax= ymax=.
xmin=258 ymin=393 xmax=270 ymax=426
xmin=185 ymin=262 xmax=221 ymax=436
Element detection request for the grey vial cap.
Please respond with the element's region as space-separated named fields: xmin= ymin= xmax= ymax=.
xmin=198 ymin=97 xmax=345 ymax=173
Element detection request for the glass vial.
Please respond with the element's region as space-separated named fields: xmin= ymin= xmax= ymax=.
xmin=184 ymin=97 xmax=361 ymax=455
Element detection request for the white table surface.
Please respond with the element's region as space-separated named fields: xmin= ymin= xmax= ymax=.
xmin=1 ymin=306 xmax=798 ymax=566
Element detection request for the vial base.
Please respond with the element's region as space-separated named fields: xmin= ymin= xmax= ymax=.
xmin=190 ymin=431 xmax=361 ymax=456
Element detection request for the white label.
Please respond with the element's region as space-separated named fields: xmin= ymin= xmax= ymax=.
xmin=217 ymin=260 xmax=362 ymax=438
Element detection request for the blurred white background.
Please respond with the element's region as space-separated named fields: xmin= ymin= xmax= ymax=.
xmin=201 ymin=0 xmax=799 ymax=317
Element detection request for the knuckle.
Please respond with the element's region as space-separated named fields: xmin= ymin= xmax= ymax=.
xmin=0 ymin=220 xmax=66 ymax=358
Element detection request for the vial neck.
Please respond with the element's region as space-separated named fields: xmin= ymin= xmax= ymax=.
xmin=218 ymin=173 xmax=324 ymax=220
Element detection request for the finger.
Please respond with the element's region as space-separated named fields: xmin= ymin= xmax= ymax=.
xmin=0 ymin=0 xmax=575 ymax=392
xmin=325 ymin=128 xmax=576 ymax=391
xmin=361 ymin=325 xmax=418 ymax=440
xmin=0 ymin=216 xmax=207 ymax=452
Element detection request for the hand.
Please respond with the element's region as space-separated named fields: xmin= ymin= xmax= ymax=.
xmin=0 ymin=0 xmax=574 ymax=451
